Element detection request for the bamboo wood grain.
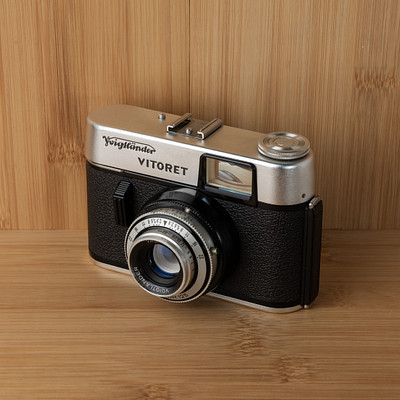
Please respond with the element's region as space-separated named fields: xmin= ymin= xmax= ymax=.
xmin=190 ymin=0 xmax=400 ymax=229
xmin=0 ymin=0 xmax=189 ymax=229
xmin=0 ymin=0 xmax=399 ymax=230
xmin=0 ymin=230 xmax=399 ymax=399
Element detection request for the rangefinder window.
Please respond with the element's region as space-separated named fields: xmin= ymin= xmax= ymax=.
xmin=206 ymin=158 xmax=253 ymax=196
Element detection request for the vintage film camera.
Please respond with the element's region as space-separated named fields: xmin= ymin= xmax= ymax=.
xmin=85 ymin=105 xmax=323 ymax=313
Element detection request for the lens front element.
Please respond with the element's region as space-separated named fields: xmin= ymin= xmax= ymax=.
xmin=152 ymin=244 xmax=180 ymax=278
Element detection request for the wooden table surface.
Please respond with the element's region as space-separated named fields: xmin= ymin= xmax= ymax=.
xmin=0 ymin=230 xmax=399 ymax=399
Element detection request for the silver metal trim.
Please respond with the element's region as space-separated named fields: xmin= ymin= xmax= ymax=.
xmin=208 ymin=293 xmax=303 ymax=313
xmin=167 ymin=113 xmax=223 ymax=140
xmin=85 ymin=105 xmax=315 ymax=206
xmin=167 ymin=113 xmax=192 ymax=131
xmin=91 ymin=258 xmax=306 ymax=313
xmin=197 ymin=118 xmax=223 ymax=139
xmin=92 ymin=259 xmax=131 ymax=275
xmin=308 ymin=195 xmax=321 ymax=209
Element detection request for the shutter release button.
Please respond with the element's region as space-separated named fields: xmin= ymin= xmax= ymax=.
xmin=258 ymin=132 xmax=310 ymax=160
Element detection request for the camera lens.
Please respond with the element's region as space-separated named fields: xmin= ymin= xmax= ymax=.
xmin=126 ymin=212 xmax=212 ymax=301
xmin=128 ymin=228 xmax=194 ymax=297
xmin=152 ymin=244 xmax=180 ymax=278
xmin=125 ymin=188 xmax=237 ymax=303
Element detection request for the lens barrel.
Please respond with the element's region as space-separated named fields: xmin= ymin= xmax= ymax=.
xmin=124 ymin=188 xmax=237 ymax=303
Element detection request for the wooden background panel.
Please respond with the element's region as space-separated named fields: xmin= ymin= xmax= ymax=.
xmin=0 ymin=0 xmax=399 ymax=230
xmin=0 ymin=0 xmax=189 ymax=229
xmin=190 ymin=0 xmax=400 ymax=229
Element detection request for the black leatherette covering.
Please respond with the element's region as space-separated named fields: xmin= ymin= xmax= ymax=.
xmin=87 ymin=162 xmax=307 ymax=308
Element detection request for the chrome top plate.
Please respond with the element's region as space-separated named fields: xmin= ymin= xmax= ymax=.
xmin=85 ymin=105 xmax=315 ymax=206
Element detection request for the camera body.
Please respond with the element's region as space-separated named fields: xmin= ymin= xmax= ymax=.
xmin=85 ymin=105 xmax=323 ymax=312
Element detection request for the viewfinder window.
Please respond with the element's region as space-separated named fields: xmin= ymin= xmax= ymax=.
xmin=206 ymin=158 xmax=253 ymax=196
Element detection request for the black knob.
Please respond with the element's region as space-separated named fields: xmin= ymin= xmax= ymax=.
xmin=113 ymin=181 xmax=134 ymax=227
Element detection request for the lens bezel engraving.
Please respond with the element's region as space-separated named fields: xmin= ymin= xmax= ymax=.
xmin=125 ymin=208 xmax=217 ymax=302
